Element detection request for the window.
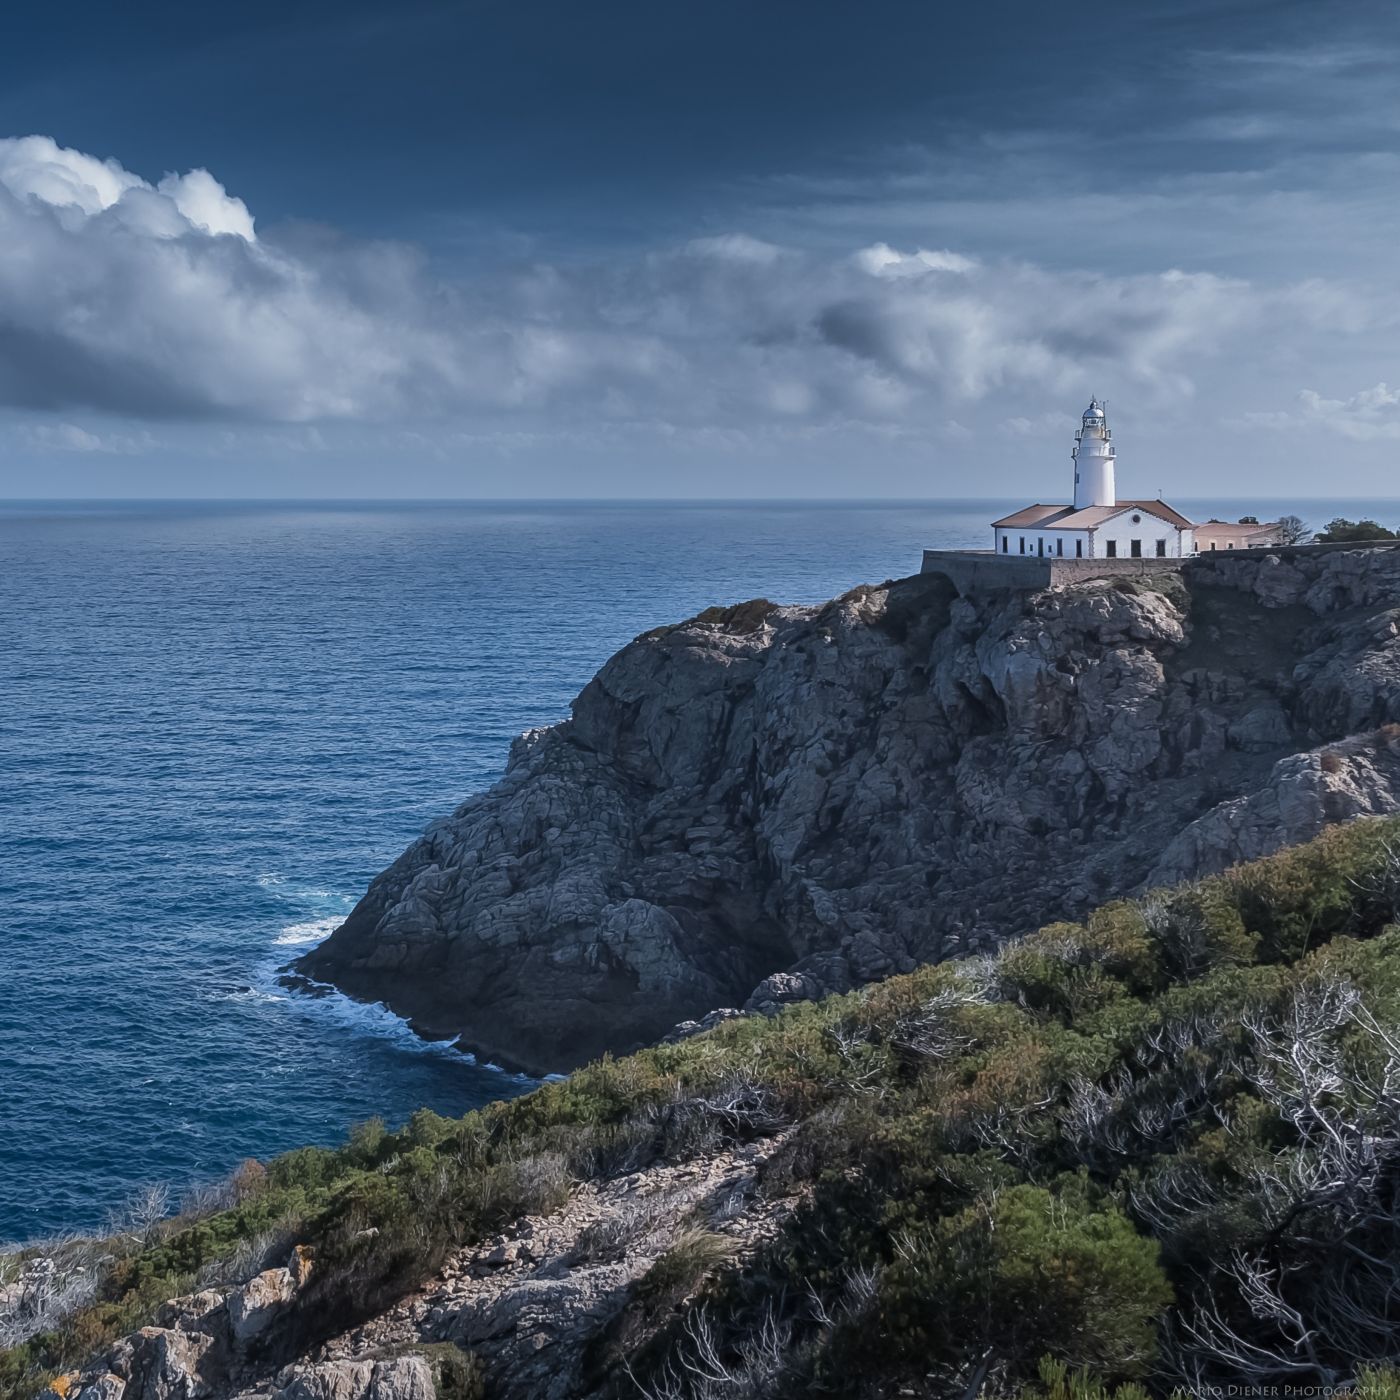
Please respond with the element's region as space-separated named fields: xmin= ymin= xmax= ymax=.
xmin=1106 ymin=540 xmax=1117 ymax=558
xmin=1227 ymin=542 xmax=1235 ymax=550
xmin=1001 ymin=535 xmax=1008 ymax=553
xmin=1156 ymin=539 xmax=1166 ymax=557
xmin=1131 ymin=539 xmax=1142 ymax=558
xmin=1038 ymin=537 xmax=1044 ymax=556
xmin=1131 ymin=513 xmax=1142 ymax=524
xmin=1020 ymin=537 xmax=1026 ymax=554
xmin=1076 ymin=540 xmax=1083 ymax=558
xmin=1210 ymin=542 xmax=1218 ymax=551
xmin=1056 ymin=538 xmax=1063 ymax=557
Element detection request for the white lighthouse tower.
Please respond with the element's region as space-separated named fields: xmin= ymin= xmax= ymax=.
xmin=984 ymin=398 xmax=1201 ymax=562
xmin=1071 ymin=398 xmax=1116 ymax=509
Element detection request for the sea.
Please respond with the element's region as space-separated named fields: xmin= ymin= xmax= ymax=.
xmin=2 ymin=497 xmax=1394 ymax=1244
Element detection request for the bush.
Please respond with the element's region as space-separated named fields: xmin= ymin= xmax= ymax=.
xmin=878 ymin=1179 xmax=1171 ymax=1382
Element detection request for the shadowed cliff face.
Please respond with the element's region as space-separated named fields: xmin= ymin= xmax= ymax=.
xmin=294 ymin=547 xmax=1400 ymax=1073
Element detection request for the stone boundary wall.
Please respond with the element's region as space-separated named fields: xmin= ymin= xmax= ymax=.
xmin=922 ymin=540 xmax=1400 ymax=596
xmin=920 ymin=549 xmax=1187 ymax=595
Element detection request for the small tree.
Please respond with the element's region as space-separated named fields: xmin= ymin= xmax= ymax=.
xmin=1314 ymin=517 xmax=1399 ymax=543
xmin=1277 ymin=513 xmax=1309 ymax=544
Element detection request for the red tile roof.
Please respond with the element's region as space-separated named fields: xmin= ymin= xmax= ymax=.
xmin=992 ymin=500 xmax=1195 ymax=531
xmin=1193 ymin=520 xmax=1284 ymax=543
xmin=990 ymin=504 xmax=1074 ymax=528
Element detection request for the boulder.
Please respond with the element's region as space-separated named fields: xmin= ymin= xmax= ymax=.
xmin=74 ymin=1375 xmax=127 ymax=1400
xmin=227 ymin=1266 xmax=295 ymax=1344
xmin=109 ymin=1327 xmax=219 ymax=1400
xmin=274 ymin=1357 xmax=435 ymax=1400
xmin=154 ymin=1291 xmax=225 ymax=1336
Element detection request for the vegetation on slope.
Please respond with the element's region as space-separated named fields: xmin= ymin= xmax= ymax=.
xmin=7 ymin=818 xmax=1400 ymax=1397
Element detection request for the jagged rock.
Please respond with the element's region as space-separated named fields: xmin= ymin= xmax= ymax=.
xmin=296 ymin=548 xmax=1400 ymax=1072
xmin=227 ymin=1267 xmax=295 ymax=1344
xmin=445 ymin=1271 xmax=628 ymax=1400
xmin=73 ymin=1374 xmax=127 ymax=1400
xmin=109 ymin=1326 xmax=220 ymax=1400
xmin=273 ymin=1357 xmax=434 ymax=1400
xmin=664 ymin=1007 xmax=743 ymax=1043
xmin=288 ymin=1245 xmax=315 ymax=1289
xmin=154 ymin=1292 xmax=226 ymax=1336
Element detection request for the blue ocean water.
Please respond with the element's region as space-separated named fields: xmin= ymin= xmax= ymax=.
xmin=2 ymin=497 xmax=1394 ymax=1243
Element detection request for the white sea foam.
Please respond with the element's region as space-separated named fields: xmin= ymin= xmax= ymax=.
xmin=259 ymin=872 xmax=353 ymax=908
xmin=274 ymin=916 xmax=341 ymax=947
xmin=255 ymin=875 xmax=538 ymax=1084
xmin=202 ymin=983 xmax=288 ymax=1005
xmin=254 ymin=957 xmax=540 ymax=1085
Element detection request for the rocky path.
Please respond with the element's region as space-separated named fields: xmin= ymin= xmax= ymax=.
xmin=230 ymin=1137 xmax=796 ymax=1400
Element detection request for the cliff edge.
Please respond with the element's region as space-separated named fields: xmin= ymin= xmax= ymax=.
xmin=294 ymin=545 xmax=1400 ymax=1072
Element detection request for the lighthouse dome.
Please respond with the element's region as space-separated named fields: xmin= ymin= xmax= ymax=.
xmin=1083 ymin=400 xmax=1105 ymax=421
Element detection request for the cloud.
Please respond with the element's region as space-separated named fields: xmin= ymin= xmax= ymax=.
xmin=809 ymin=256 xmax=1305 ymax=402
xmin=20 ymin=420 xmax=154 ymax=453
xmin=684 ymin=233 xmax=784 ymax=265
xmin=0 ymin=136 xmax=255 ymax=237
xmin=1245 ymin=384 xmax=1400 ymax=441
xmin=853 ymin=243 xmax=977 ymax=277
xmin=0 ymin=134 xmax=1367 ymax=436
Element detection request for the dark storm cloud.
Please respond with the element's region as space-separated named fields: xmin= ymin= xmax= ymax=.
xmin=3 ymin=0 xmax=1400 ymax=491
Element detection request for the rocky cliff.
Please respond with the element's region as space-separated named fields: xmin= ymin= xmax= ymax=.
xmin=294 ymin=544 xmax=1400 ymax=1073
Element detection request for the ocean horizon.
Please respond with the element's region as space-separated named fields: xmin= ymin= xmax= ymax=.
xmin=5 ymin=496 xmax=1397 ymax=1244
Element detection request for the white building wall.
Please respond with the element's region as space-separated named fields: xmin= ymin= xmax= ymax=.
xmin=994 ymin=527 xmax=1092 ymax=558
xmin=1089 ymin=511 xmax=1193 ymax=559
xmin=993 ymin=518 xmax=1194 ymax=559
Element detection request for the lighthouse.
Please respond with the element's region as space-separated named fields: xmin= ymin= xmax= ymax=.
xmin=1072 ymin=398 xmax=1115 ymax=509
xmin=987 ymin=398 xmax=1198 ymax=561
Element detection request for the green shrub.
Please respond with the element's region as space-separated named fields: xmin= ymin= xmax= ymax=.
xmin=878 ymin=1178 xmax=1171 ymax=1382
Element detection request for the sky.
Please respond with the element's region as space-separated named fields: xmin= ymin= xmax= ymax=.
xmin=0 ymin=0 xmax=1398 ymax=500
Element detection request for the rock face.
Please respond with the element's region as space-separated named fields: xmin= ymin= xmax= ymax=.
xmin=295 ymin=545 xmax=1400 ymax=1073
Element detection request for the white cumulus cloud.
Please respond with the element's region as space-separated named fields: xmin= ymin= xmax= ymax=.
xmin=0 ymin=134 xmax=1367 ymax=436
xmin=1246 ymin=383 xmax=1400 ymax=441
